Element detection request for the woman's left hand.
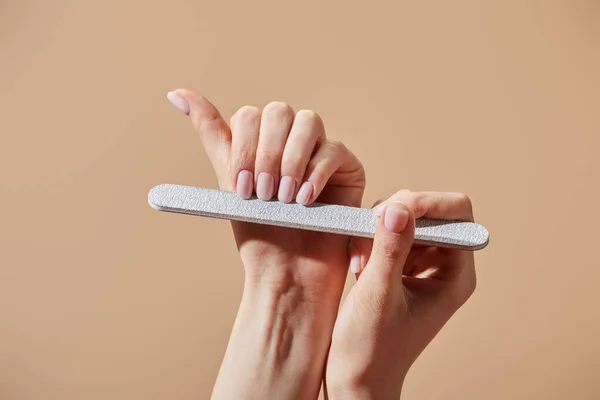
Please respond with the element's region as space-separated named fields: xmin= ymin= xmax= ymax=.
xmin=167 ymin=89 xmax=365 ymax=399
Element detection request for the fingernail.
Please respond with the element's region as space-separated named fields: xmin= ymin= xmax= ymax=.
xmin=167 ymin=91 xmax=190 ymax=114
xmin=373 ymin=202 xmax=386 ymax=216
xmin=278 ymin=176 xmax=296 ymax=203
xmin=296 ymin=182 xmax=314 ymax=205
xmin=349 ymin=253 xmax=361 ymax=274
xmin=384 ymin=203 xmax=410 ymax=233
xmin=236 ymin=170 xmax=253 ymax=199
xmin=256 ymin=172 xmax=275 ymax=200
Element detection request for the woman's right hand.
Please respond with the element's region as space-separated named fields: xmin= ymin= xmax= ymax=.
xmin=325 ymin=190 xmax=478 ymax=399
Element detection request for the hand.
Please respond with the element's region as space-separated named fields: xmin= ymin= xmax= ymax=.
xmin=167 ymin=89 xmax=365 ymax=399
xmin=325 ymin=191 xmax=477 ymax=399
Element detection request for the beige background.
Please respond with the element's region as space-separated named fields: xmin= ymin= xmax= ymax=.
xmin=1 ymin=0 xmax=599 ymax=399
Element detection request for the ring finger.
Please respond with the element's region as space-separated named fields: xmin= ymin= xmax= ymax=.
xmin=278 ymin=109 xmax=326 ymax=203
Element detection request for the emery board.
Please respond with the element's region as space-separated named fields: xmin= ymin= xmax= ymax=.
xmin=148 ymin=184 xmax=489 ymax=251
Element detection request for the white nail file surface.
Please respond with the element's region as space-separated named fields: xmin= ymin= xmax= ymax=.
xmin=148 ymin=184 xmax=489 ymax=251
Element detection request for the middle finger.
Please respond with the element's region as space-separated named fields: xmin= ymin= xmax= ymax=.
xmin=255 ymin=101 xmax=295 ymax=200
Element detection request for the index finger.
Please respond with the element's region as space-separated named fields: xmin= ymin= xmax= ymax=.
xmin=375 ymin=190 xmax=474 ymax=222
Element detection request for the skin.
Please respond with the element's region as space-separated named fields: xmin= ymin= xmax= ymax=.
xmin=170 ymin=89 xmax=365 ymax=400
xmin=326 ymin=194 xmax=477 ymax=399
xmin=167 ymin=89 xmax=477 ymax=400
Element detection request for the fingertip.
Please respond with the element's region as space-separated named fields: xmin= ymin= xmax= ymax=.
xmin=277 ymin=176 xmax=296 ymax=203
xmin=169 ymin=89 xmax=216 ymax=116
xmin=296 ymin=182 xmax=314 ymax=206
xmin=167 ymin=90 xmax=190 ymax=115
xmin=171 ymin=88 xmax=195 ymax=101
xmin=380 ymin=201 xmax=414 ymax=234
xmin=373 ymin=201 xmax=387 ymax=217
xmin=236 ymin=170 xmax=254 ymax=199
xmin=348 ymin=238 xmax=362 ymax=274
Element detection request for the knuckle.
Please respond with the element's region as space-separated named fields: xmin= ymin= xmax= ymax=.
xmin=235 ymin=106 xmax=261 ymax=126
xmin=449 ymin=271 xmax=477 ymax=309
xmin=374 ymin=239 xmax=402 ymax=266
xmin=230 ymin=149 xmax=255 ymax=172
xmin=236 ymin=147 xmax=254 ymax=163
xmin=455 ymin=283 xmax=476 ymax=309
xmin=200 ymin=117 xmax=228 ymax=137
xmin=392 ymin=190 xmax=420 ymax=212
xmin=411 ymin=191 xmax=427 ymax=203
xmin=295 ymin=109 xmax=322 ymax=125
xmin=395 ymin=189 xmax=413 ymax=197
xmin=457 ymin=192 xmax=473 ymax=210
xmin=237 ymin=105 xmax=261 ymax=120
xmin=466 ymin=273 xmax=477 ymax=297
xmin=316 ymin=140 xmax=345 ymax=158
xmin=264 ymin=101 xmax=294 ymax=118
xmin=451 ymin=192 xmax=474 ymax=221
xmin=255 ymin=149 xmax=281 ymax=168
xmin=256 ymin=150 xmax=280 ymax=162
xmin=328 ymin=139 xmax=347 ymax=153
xmin=310 ymin=163 xmax=329 ymax=180
xmin=282 ymin=154 xmax=305 ymax=175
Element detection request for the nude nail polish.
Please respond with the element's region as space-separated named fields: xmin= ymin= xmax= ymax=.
xmin=256 ymin=173 xmax=275 ymax=200
xmin=384 ymin=204 xmax=410 ymax=233
xmin=296 ymin=182 xmax=314 ymax=205
xmin=349 ymin=254 xmax=361 ymax=274
xmin=278 ymin=176 xmax=296 ymax=203
xmin=373 ymin=202 xmax=387 ymax=216
xmin=236 ymin=170 xmax=253 ymax=199
xmin=167 ymin=91 xmax=190 ymax=114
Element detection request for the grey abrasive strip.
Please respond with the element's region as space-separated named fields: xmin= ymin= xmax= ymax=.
xmin=148 ymin=184 xmax=490 ymax=251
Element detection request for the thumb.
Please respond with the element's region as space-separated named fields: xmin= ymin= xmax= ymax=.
xmin=167 ymin=89 xmax=232 ymax=189
xmin=362 ymin=201 xmax=415 ymax=282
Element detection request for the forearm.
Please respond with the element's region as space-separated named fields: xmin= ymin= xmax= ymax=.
xmin=211 ymin=279 xmax=341 ymax=400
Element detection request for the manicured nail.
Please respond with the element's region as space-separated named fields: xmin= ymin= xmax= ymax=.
xmin=296 ymin=182 xmax=314 ymax=205
xmin=384 ymin=203 xmax=410 ymax=233
xmin=278 ymin=176 xmax=296 ymax=203
xmin=349 ymin=253 xmax=361 ymax=274
xmin=236 ymin=170 xmax=253 ymax=199
xmin=167 ymin=91 xmax=190 ymax=114
xmin=256 ymin=172 xmax=275 ymax=200
xmin=373 ymin=202 xmax=387 ymax=216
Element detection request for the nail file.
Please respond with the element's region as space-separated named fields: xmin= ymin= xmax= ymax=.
xmin=148 ymin=184 xmax=490 ymax=251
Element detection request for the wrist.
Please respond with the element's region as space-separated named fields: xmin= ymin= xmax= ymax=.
xmin=325 ymin=377 xmax=406 ymax=400
xmin=242 ymin=257 xmax=348 ymax=306
xmin=212 ymin=278 xmax=341 ymax=400
xmin=237 ymin=277 xmax=340 ymax=362
xmin=325 ymin=350 xmax=408 ymax=400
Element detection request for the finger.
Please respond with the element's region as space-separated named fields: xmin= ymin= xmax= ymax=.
xmin=277 ymin=109 xmax=325 ymax=203
xmin=402 ymin=251 xmax=476 ymax=314
xmin=350 ymin=236 xmax=433 ymax=279
xmin=348 ymin=237 xmax=363 ymax=278
xmin=361 ymin=202 xmax=415 ymax=284
xmin=372 ymin=191 xmax=475 ymax=283
xmin=254 ymin=102 xmax=295 ymax=200
xmin=351 ymin=191 xmax=473 ymax=276
xmin=403 ymin=247 xmax=445 ymax=278
xmin=296 ymin=140 xmax=362 ymax=205
xmin=374 ymin=190 xmax=474 ymax=222
xmin=229 ymin=106 xmax=261 ymax=199
xmin=347 ymin=198 xmax=386 ymax=276
xmin=168 ymin=89 xmax=232 ymax=188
